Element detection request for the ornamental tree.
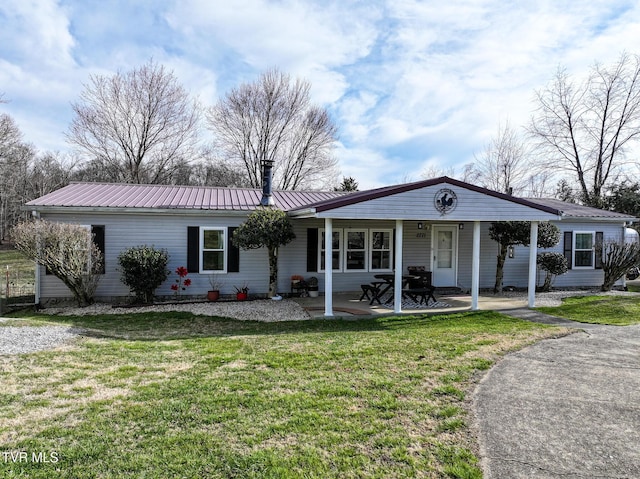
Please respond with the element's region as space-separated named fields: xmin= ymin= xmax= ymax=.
xmin=11 ymin=220 xmax=103 ymax=306
xmin=537 ymin=252 xmax=569 ymax=292
xmin=489 ymin=221 xmax=560 ymax=293
xmin=232 ymin=207 xmax=296 ymax=297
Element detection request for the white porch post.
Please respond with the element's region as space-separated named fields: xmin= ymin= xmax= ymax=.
xmin=528 ymin=221 xmax=539 ymax=308
xmin=324 ymin=218 xmax=334 ymax=317
xmin=471 ymin=221 xmax=481 ymax=310
xmin=394 ymin=220 xmax=403 ymax=314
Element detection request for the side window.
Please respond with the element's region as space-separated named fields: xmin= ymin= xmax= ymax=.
xmin=574 ymin=232 xmax=594 ymax=268
xmin=370 ymin=230 xmax=393 ymax=271
xmin=201 ymin=227 xmax=226 ymax=273
xmin=319 ymin=229 xmax=342 ymax=272
xmin=345 ymin=230 xmax=367 ymax=271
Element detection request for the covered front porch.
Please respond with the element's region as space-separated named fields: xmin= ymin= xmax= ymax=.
xmin=288 ymin=177 xmax=563 ymax=317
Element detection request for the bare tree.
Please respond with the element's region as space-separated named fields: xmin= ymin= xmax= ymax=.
xmin=0 ymin=113 xmax=34 ymax=240
xmin=67 ymin=60 xmax=201 ymax=184
xmin=207 ymin=68 xmax=339 ymax=190
xmin=529 ymin=53 xmax=640 ymax=207
xmin=469 ymin=121 xmax=531 ymax=195
xmin=27 ymin=152 xmax=76 ymax=199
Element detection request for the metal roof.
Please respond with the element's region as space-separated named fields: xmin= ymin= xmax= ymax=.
xmin=524 ymin=197 xmax=636 ymax=220
xmin=25 ymin=180 xmax=635 ymax=222
xmin=26 ymin=182 xmax=346 ymax=212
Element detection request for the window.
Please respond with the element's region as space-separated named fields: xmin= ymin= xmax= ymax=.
xmin=345 ymin=230 xmax=367 ymax=271
xmin=574 ymin=232 xmax=594 ymax=268
xmin=314 ymin=228 xmax=394 ymax=273
xmin=320 ymin=229 xmax=342 ymax=271
xmin=201 ymin=227 xmax=226 ymax=272
xmin=370 ymin=230 xmax=393 ymax=271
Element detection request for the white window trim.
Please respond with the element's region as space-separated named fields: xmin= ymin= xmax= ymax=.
xmin=200 ymin=227 xmax=227 ymax=273
xmin=317 ymin=228 xmax=395 ymax=273
xmin=344 ymin=229 xmax=368 ymax=272
xmin=319 ymin=228 xmax=343 ymax=272
xmin=370 ymin=229 xmax=394 ymax=272
xmin=573 ymin=231 xmax=595 ymax=269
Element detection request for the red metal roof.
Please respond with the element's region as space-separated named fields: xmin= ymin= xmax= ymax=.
xmin=26 ymin=182 xmax=346 ymax=212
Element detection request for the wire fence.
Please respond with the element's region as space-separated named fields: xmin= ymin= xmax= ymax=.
xmin=3 ymin=265 xmax=35 ymax=304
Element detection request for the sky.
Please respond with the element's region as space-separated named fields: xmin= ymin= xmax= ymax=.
xmin=1 ymin=0 xmax=639 ymax=190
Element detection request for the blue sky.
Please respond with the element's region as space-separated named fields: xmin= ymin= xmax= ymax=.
xmin=1 ymin=0 xmax=639 ymax=189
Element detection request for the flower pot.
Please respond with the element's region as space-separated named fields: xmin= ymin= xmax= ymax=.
xmin=308 ymin=288 xmax=319 ymax=298
xmin=236 ymin=292 xmax=248 ymax=301
xmin=207 ymin=290 xmax=220 ymax=301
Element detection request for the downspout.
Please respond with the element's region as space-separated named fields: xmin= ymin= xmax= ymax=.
xmin=32 ymin=210 xmax=41 ymax=307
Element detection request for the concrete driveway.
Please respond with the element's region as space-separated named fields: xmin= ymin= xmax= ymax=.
xmin=473 ymin=314 xmax=640 ymax=478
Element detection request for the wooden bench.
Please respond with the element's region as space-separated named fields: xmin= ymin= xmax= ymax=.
xmin=403 ymin=286 xmax=437 ymax=305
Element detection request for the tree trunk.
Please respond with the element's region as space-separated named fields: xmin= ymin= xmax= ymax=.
xmin=542 ymin=272 xmax=553 ymax=292
xmin=268 ymin=246 xmax=278 ymax=298
xmin=494 ymin=243 xmax=509 ymax=293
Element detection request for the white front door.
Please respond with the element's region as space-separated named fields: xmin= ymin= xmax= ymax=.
xmin=432 ymin=225 xmax=457 ymax=287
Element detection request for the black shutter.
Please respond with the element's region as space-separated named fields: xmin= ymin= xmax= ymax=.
xmin=563 ymin=231 xmax=573 ymax=269
xmin=595 ymin=231 xmax=604 ymax=269
xmin=91 ymin=225 xmax=106 ymax=274
xmin=187 ymin=227 xmax=199 ymax=273
xmin=228 ymin=227 xmax=240 ymax=272
xmin=307 ymin=228 xmax=318 ymax=272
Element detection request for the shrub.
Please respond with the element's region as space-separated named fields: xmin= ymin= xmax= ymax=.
xmin=118 ymin=245 xmax=169 ymax=303
xmin=11 ymin=220 xmax=103 ymax=307
xmin=537 ymin=252 xmax=568 ymax=292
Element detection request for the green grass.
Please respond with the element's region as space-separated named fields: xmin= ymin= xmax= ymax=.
xmin=537 ymin=294 xmax=640 ymax=325
xmin=627 ymin=283 xmax=640 ymax=293
xmin=0 ymin=245 xmax=35 ymax=303
xmin=0 ymin=310 xmax=565 ymax=478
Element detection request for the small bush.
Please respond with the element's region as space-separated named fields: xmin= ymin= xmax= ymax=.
xmin=118 ymin=245 xmax=169 ymax=303
xmin=537 ymin=252 xmax=568 ymax=292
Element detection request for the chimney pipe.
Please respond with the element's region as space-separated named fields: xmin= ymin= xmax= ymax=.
xmin=260 ymin=159 xmax=275 ymax=206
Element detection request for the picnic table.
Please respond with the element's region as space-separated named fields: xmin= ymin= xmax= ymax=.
xmin=362 ymin=272 xmax=436 ymax=306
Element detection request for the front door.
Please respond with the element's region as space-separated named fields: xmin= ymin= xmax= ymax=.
xmin=432 ymin=225 xmax=457 ymax=287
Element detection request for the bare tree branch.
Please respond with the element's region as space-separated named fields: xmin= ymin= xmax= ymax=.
xmin=207 ymin=68 xmax=339 ymax=190
xmin=529 ymin=53 xmax=640 ymax=207
xmin=66 ymin=60 xmax=201 ymax=184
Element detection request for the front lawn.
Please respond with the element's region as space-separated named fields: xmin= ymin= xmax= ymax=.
xmin=537 ymin=294 xmax=640 ymax=326
xmin=0 ymin=311 xmax=564 ymax=478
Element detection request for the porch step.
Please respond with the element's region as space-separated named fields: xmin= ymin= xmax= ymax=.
xmin=435 ymin=287 xmax=465 ymax=295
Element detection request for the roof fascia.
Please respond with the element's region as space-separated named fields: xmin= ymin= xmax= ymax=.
xmin=24 ymin=206 xmax=252 ymax=217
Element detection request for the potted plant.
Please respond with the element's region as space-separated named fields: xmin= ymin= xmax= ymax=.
xmin=207 ymin=274 xmax=222 ymax=301
xmin=306 ymin=276 xmax=319 ymax=297
xmin=235 ymin=282 xmax=249 ymax=301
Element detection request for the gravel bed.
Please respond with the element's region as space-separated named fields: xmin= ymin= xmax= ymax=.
xmin=43 ymin=299 xmax=313 ymax=322
xmin=3 ymin=289 xmax=634 ymax=356
xmin=0 ymin=324 xmax=81 ymax=355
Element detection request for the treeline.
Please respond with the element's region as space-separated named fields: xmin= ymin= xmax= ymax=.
xmin=0 ymin=63 xmax=343 ymax=241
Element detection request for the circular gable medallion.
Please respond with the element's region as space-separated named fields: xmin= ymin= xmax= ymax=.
xmin=434 ymin=188 xmax=458 ymax=214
